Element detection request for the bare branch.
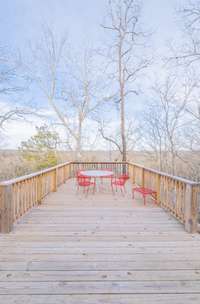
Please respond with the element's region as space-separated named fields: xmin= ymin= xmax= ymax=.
xmin=101 ymin=0 xmax=151 ymax=161
xmin=98 ymin=122 xmax=123 ymax=154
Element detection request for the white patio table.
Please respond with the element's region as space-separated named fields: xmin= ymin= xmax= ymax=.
xmin=79 ymin=170 xmax=114 ymax=192
xmin=80 ymin=170 xmax=114 ymax=178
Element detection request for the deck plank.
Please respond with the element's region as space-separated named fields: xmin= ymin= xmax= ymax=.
xmin=0 ymin=179 xmax=200 ymax=303
xmin=0 ymin=295 xmax=199 ymax=304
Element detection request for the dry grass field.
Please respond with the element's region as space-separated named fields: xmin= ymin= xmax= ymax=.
xmin=0 ymin=150 xmax=200 ymax=182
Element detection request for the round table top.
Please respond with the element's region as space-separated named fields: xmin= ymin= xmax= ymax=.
xmin=80 ymin=170 xmax=114 ymax=178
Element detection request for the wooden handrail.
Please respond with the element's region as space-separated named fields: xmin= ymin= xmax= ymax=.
xmin=0 ymin=161 xmax=199 ymax=233
xmin=0 ymin=162 xmax=70 ymax=186
xmin=0 ymin=162 xmax=71 ymax=233
xmin=1 ymin=161 xmax=197 ymax=186
xmin=128 ymin=162 xmax=200 ymax=233
xmin=127 ymin=162 xmax=199 ymax=186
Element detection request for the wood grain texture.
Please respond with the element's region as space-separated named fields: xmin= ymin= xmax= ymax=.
xmin=0 ymin=294 xmax=200 ymax=304
xmin=0 ymin=179 xmax=200 ymax=303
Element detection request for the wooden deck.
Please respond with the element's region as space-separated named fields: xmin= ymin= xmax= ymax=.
xmin=0 ymin=179 xmax=200 ymax=303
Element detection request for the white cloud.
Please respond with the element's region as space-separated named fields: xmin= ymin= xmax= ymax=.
xmin=2 ymin=120 xmax=39 ymax=149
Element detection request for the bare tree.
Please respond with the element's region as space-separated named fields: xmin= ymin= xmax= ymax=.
xmin=0 ymin=108 xmax=32 ymax=129
xmin=174 ymin=1 xmax=200 ymax=65
xmin=99 ymin=117 xmax=140 ymax=158
xmin=0 ymin=46 xmax=24 ymax=95
xmin=61 ymin=49 xmax=104 ymax=158
xmin=0 ymin=45 xmax=33 ymax=137
xmin=141 ymin=103 xmax=165 ymax=171
xmin=169 ymin=1 xmax=200 ymax=121
xmin=101 ymin=0 xmax=151 ymax=161
xmin=141 ymin=76 xmax=193 ymax=175
xmin=154 ymin=0 xmax=200 ymax=180
xmin=26 ymin=27 xmax=104 ymax=159
xmin=25 ymin=26 xmax=68 ymax=129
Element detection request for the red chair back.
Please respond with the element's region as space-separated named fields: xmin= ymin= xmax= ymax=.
xmin=112 ymin=176 xmax=126 ymax=186
xmin=118 ymin=177 xmax=126 ymax=185
xmin=76 ymin=170 xmax=86 ymax=177
xmin=76 ymin=175 xmax=90 ymax=185
xmin=119 ymin=174 xmax=129 ymax=181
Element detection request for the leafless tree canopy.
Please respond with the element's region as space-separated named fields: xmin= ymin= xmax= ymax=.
xmin=100 ymin=0 xmax=151 ymax=161
xmin=1 ymin=1 xmax=200 ymax=181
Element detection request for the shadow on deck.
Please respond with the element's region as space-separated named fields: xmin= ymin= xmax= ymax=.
xmin=0 ymin=179 xmax=200 ymax=303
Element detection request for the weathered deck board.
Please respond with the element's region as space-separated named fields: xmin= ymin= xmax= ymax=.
xmin=0 ymin=179 xmax=200 ymax=303
xmin=1 ymin=280 xmax=200 ymax=294
xmin=0 ymin=295 xmax=200 ymax=304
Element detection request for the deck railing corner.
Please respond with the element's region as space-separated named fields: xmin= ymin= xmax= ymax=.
xmin=0 ymin=160 xmax=200 ymax=233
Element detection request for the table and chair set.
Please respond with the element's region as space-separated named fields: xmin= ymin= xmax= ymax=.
xmin=75 ymin=169 xmax=157 ymax=205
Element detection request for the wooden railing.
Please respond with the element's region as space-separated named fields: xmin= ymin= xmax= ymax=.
xmin=128 ymin=162 xmax=200 ymax=233
xmin=0 ymin=162 xmax=71 ymax=233
xmin=0 ymin=161 xmax=199 ymax=233
xmin=70 ymin=162 xmax=128 ymax=178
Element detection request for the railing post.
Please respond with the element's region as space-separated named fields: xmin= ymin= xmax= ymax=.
xmin=37 ymin=174 xmax=42 ymax=205
xmin=131 ymin=164 xmax=136 ymax=185
xmin=141 ymin=168 xmax=145 ymax=187
xmin=127 ymin=163 xmax=131 ymax=182
xmin=156 ymin=174 xmax=161 ymax=205
xmin=184 ymin=184 xmax=198 ymax=233
xmin=52 ymin=168 xmax=58 ymax=192
xmin=122 ymin=162 xmax=127 ymax=174
xmin=64 ymin=165 xmax=67 ymax=182
xmin=0 ymin=184 xmax=13 ymax=233
xmin=69 ymin=162 xmax=73 ymax=178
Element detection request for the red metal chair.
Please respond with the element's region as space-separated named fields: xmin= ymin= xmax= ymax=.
xmin=77 ymin=170 xmax=85 ymax=177
xmin=76 ymin=170 xmax=86 ymax=186
xmin=76 ymin=174 xmax=96 ymax=196
xmin=119 ymin=174 xmax=129 ymax=181
xmin=111 ymin=177 xmax=127 ymax=195
xmin=132 ymin=187 xmax=157 ymax=206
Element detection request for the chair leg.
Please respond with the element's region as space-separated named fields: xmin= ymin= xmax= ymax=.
xmin=111 ymin=183 xmax=114 ymax=195
xmin=123 ymin=186 xmax=126 ymax=194
xmin=132 ymin=190 xmax=135 ymax=200
xmin=86 ymin=186 xmax=90 ymax=197
xmin=154 ymin=192 xmax=157 ymax=205
xmin=143 ymin=194 xmax=146 ymax=206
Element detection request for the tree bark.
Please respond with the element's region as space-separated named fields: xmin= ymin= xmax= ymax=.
xmin=119 ymin=37 xmax=127 ymax=162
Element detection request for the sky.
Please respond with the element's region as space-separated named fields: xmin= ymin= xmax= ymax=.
xmin=0 ymin=0 xmax=186 ymax=49
xmin=0 ymin=0 xmax=189 ymax=149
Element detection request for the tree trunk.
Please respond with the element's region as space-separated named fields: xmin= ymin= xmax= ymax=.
xmin=121 ymin=94 xmax=127 ymax=162
xmin=119 ymin=38 xmax=127 ymax=163
xmin=75 ymin=114 xmax=83 ymax=161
